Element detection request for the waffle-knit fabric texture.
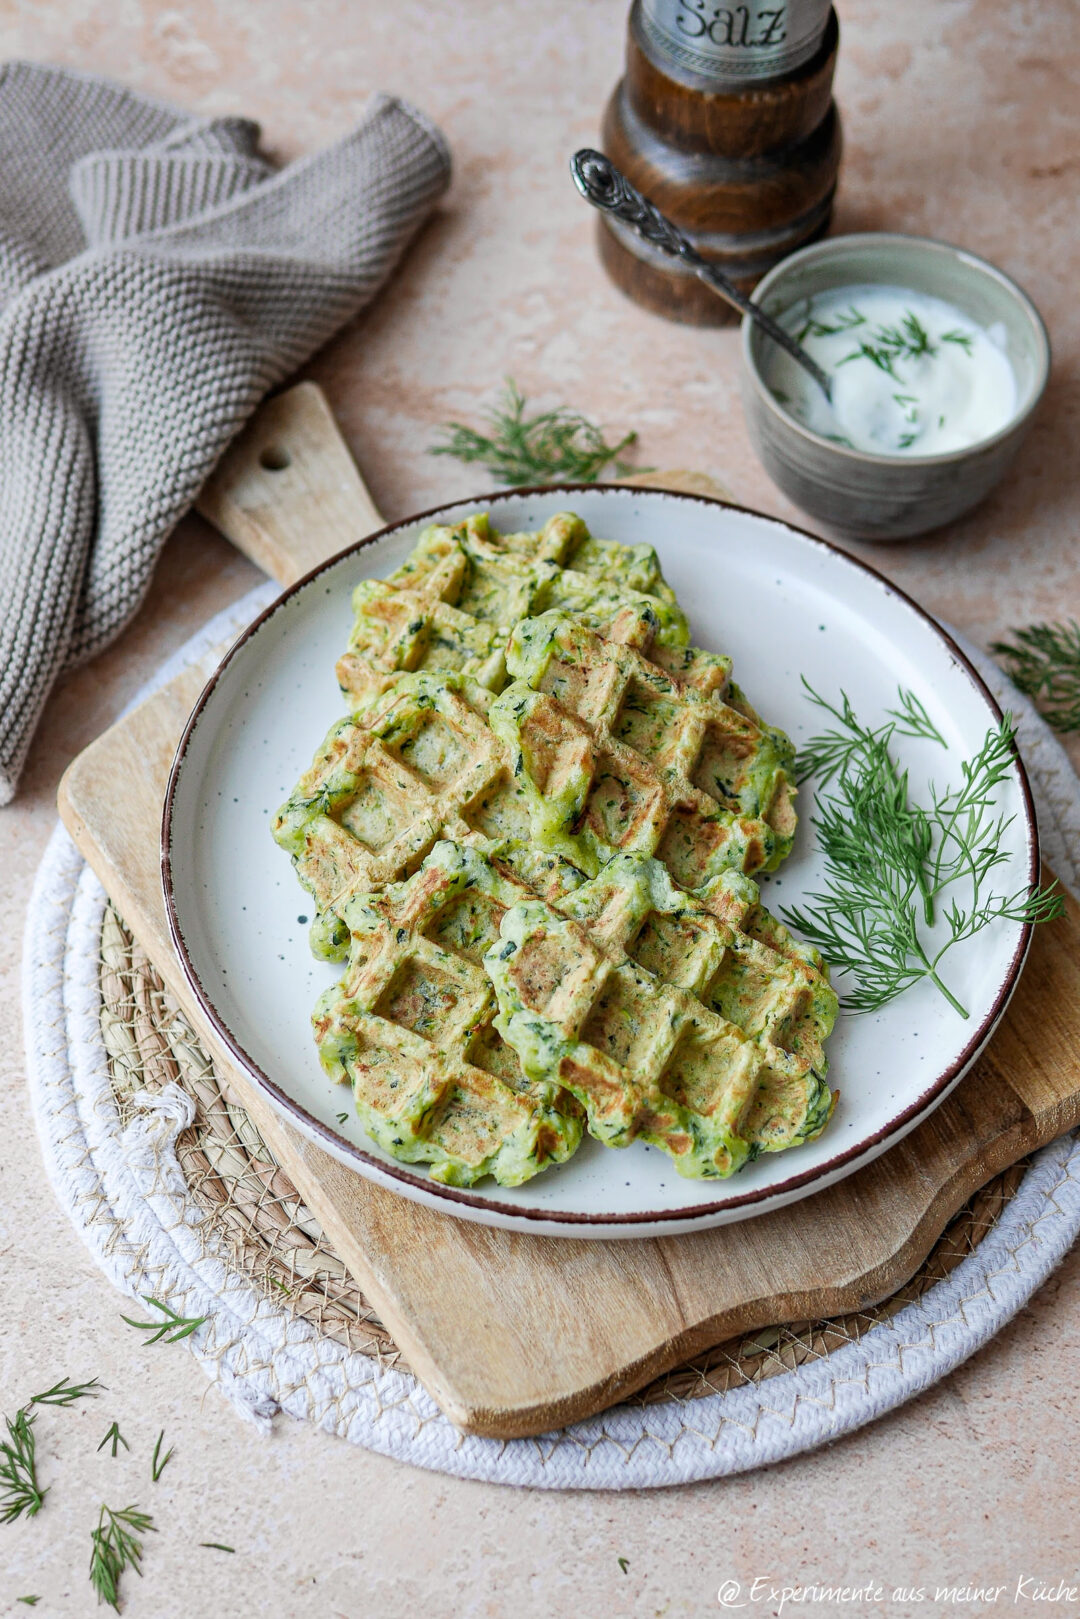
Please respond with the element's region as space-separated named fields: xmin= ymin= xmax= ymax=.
xmin=0 ymin=60 xmax=451 ymax=804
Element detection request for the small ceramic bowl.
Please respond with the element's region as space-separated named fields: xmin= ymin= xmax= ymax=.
xmin=740 ymin=232 xmax=1050 ymax=542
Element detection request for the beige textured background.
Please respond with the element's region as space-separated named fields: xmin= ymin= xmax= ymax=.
xmin=2 ymin=3 xmax=1079 ymax=1615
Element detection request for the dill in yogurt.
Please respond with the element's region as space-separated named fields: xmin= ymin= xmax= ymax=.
xmin=766 ymin=284 xmax=1017 ymax=456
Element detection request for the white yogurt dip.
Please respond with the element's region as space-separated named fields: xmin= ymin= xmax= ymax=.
xmin=766 ymin=283 xmax=1018 ymax=456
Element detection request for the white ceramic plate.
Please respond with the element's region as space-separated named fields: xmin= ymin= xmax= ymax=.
xmin=163 ymin=487 xmax=1037 ymax=1238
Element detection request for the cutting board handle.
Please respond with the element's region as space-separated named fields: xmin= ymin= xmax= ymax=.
xmin=196 ymin=382 xmax=386 ymax=586
xmin=195 ymin=380 xmax=739 ymax=589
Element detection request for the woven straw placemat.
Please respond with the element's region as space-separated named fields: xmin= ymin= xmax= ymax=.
xmin=97 ymin=898 xmax=1032 ymax=1414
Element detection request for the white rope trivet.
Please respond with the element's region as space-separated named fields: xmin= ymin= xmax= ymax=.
xmin=22 ymin=585 xmax=1080 ymax=1489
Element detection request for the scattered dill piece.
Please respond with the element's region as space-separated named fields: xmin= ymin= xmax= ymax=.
xmin=429 ymin=379 xmax=644 ymax=486
xmin=150 ymin=1431 xmax=173 ymax=1483
xmin=991 ymin=620 xmax=1080 ymax=733
xmin=785 ymin=683 xmax=1063 ymax=1017
xmin=837 ymin=340 xmax=901 ymax=381
xmin=121 ymin=1297 xmax=208 ymax=1345
xmin=200 ymin=1541 xmax=235 ymax=1553
xmin=822 ymin=432 xmax=855 ymax=448
xmin=16 ymin=1598 xmax=40 ymax=1606
xmin=30 ymin=1376 xmax=103 ymax=1408
xmin=892 ymin=392 xmax=919 ymax=423
xmin=618 ymin=1556 xmax=630 ymax=1574
xmin=335 ymin=1111 xmax=349 ymax=1125
xmin=941 ymin=328 xmax=974 ymax=353
xmin=89 ymin=1503 xmax=155 ymax=1611
xmin=97 ymin=1422 xmax=129 ymax=1458
xmin=838 ymin=309 xmax=939 ymax=380
xmin=899 ymin=310 xmax=934 ymax=355
xmin=796 ymin=301 xmax=866 ymax=342
xmin=897 ymin=432 xmax=918 ymax=448
xmin=1 ymin=1409 xmax=46 ymax=1523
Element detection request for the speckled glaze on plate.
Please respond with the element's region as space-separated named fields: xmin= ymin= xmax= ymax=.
xmin=162 ymin=486 xmax=1037 ymax=1239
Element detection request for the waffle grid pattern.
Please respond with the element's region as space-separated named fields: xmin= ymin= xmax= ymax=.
xmin=487 ymin=853 xmax=835 ymax=1178
xmin=490 ymin=610 xmax=797 ymax=885
xmin=336 ymin=511 xmax=690 ymax=712
xmin=313 ymin=843 xmax=583 ymax=1186
xmin=275 ymin=513 xmax=814 ymax=1185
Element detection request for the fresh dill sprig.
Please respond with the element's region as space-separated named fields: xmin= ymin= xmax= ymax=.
xmin=97 ymin=1422 xmax=129 ymax=1458
xmin=991 ymin=620 xmax=1080 ymax=733
xmin=30 ymin=1376 xmax=103 ymax=1408
xmin=784 ymin=683 xmax=1063 ymax=1017
xmin=797 ymin=680 xmax=947 ymax=788
xmin=1 ymin=1409 xmax=46 ymax=1523
xmin=942 ymin=328 xmax=974 ymax=353
xmin=121 ymin=1297 xmax=208 ymax=1346
xmin=150 ymin=1431 xmax=173 ymax=1483
xmin=89 ymin=1503 xmax=155 ymax=1611
xmin=429 ymin=379 xmax=644 ymax=486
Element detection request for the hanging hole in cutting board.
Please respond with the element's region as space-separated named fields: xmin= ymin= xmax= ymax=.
xmin=259 ymin=445 xmax=291 ymax=471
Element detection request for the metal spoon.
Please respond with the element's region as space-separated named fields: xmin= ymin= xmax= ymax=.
xmin=571 ymin=148 xmax=832 ymax=403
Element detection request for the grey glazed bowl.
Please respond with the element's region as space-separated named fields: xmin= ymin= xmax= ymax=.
xmin=740 ymin=233 xmax=1050 ymax=542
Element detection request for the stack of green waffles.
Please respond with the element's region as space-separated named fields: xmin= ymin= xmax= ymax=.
xmin=273 ymin=512 xmax=839 ymax=1187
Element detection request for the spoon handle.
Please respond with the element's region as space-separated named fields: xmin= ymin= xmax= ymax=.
xmin=571 ymin=149 xmax=832 ymax=402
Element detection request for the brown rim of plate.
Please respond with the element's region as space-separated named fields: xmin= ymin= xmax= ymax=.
xmin=161 ymin=484 xmax=1040 ymax=1228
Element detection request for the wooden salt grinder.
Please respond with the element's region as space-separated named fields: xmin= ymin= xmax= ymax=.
xmin=599 ymin=1 xmax=843 ymax=324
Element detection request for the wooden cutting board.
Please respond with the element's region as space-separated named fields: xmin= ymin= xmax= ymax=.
xmin=58 ymin=382 xmax=1080 ymax=1440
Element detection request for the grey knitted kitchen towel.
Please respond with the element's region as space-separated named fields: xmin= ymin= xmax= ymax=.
xmin=0 ymin=61 xmax=451 ymax=805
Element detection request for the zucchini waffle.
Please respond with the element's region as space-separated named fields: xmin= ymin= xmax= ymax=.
xmin=270 ymin=508 xmax=834 ymax=1187
xmin=314 ymin=842 xmax=584 ymax=1187
xmin=485 ymin=852 xmax=837 ymax=1179
xmin=336 ymin=511 xmax=692 ymax=712
xmin=313 ymin=839 xmax=835 ymax=1186
xmin=489 ymin=609 xmax=797 ymax=881
xmin=276 ymin=601 xmax=795 ymax=969
xmin=272 ymin=669 xmax=580 ymax=960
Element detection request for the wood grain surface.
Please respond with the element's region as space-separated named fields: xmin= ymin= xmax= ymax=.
xmin=57 ymin=382 xmax=1080 ymax=1439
